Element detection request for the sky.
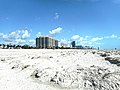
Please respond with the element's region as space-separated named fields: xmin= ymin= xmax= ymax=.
xmin=0 ymin=0 xmax=120 ymax=49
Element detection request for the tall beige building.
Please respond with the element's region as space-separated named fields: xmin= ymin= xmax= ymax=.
xmin=36 ymin=36 xmax=58 ymax=49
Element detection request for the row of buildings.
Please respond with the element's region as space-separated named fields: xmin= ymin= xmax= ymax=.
xmin=36 ymin=36 xmax=94 ymax=49
xmin=0 ymin=36 xmax=93 ymax=49
xmin=71 ymin=41 xmax=94 ymax=49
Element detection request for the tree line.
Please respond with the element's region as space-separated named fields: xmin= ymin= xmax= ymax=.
xmin=0 ymin=44 xmax=37 ymax=49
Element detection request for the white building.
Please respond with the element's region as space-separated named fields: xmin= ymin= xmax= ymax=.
xmin=36 ymin=36 xmax=58 ymax=49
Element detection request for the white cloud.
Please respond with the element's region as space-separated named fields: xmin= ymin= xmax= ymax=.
xmin=78 ymin=39 xmax=103 ymax=47
xmin=16 ymin=39 xmax=26 ymax=44
xmin=79 ymin=40 xmax=90 ymax=45
xmin=80 ymin=37 xmax=84 ymax=41
xmin=71 ymin=35 xmax=80 ymax=39
xmin=60 ymin=38 xmax=72 ymax=47
xmin=111 ymin=34 xmax=117 ymax=38
xmin=17 ymin=30 xmax=21 ymax=34
xmin=76 ymin=34 xmax=119 ymax=48
xmin=78 ymin=40 xmax=95 ymax=47
xmin=22 ymin=30 xmax=30 ymax=39
xmin=29 ymin=39 xmax=35 ymax=43
xmin=9 ymin=31 xmax=20 ymax=39
xmin=54 ymin=13 xmax=59 ymax=20
xmin=91 ymin=37 xmax=103 ymax=42
xmin=104 ymin=34 xmax=118 ymax=39
xmin=36 ymin=32 xmax=41 ymax=37
xmin=60 ymin=34 xmax=119 ymax=48
xmin=49 ymin=27 xmax=62 ymax=35
xmin=0 ymin=33 xmax=4 ymax=38
xmin=85 ymin=35 xmax=90 ymax=39
xmin=60 ymin=38 xmax=68 ymax=44
xmin=9 ymin=32 xmax=16 ymax=36
xmin=0 ymin=29 xmax=32 ymax=45
xmin=60 ymin=39 xmax=72 ymax=44
xmin=29 ymin=39 xmax=35 ymax=46
xmin=95 ymin=42 xmax=104 ymax=45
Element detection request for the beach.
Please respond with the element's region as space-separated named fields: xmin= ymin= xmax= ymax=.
xmin=0 ymin=49 xmax=120 ymax=90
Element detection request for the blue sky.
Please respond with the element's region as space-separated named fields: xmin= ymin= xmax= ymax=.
xmin=0 ymin=0 xmax=120 ymax=49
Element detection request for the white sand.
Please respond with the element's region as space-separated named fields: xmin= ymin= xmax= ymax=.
xmin=0 ymin=49 xmax=120 ymax=90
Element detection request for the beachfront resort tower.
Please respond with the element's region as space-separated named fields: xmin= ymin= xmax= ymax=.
xmin=36 ymin=36 xmax=58 ymax=49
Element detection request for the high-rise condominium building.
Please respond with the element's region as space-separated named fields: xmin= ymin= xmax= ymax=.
xmin=71 ymin=41 xmax=75 ymax=48
xmin=36 ymin=36 xmax=58 ymax=49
